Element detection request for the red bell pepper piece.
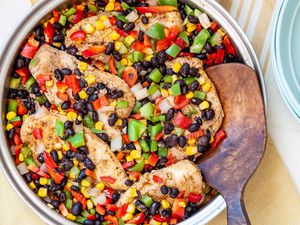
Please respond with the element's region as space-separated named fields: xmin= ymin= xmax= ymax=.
xmin=174 ymin=95 xmax=189 ymax=110
xmin=100 ymin=176 xmax=116 ymax=184
xmin=154 ymin=131 xmax=164 ymax=141
xmin=114 ymin=27 xmax=128 ymax=37
xmin=188 ymin=193 xmax=203 ymax=203
xmin=122 ymin=66 xmax=138 ymax=87
xmin=132 ymin=42 xmax=147 ymax=52
xmin=16 ymin=67 xmax=31 ymax=84
xmin=175 ymin=37 xmax=185 ymax=49
xmin=153 ymin=214 xmax=170 ymax=222
xmin=148 ymin=153 xmax=159 ymax=167
xmin=68 ymin=141 xmax=77 ymax=152
xmin=116 ymin=204 xmax=128 ymax=218
xmin=109 ymin=16 xmax=117 ymax=26
xmin=70 ymin=30 xmax=87 ymax=43
xmin=14 ymin=145 xmax=22 ymax=164
xmin=56 ymin=82 xmax=68 ymax=93
xmin=12 ymin=120 xmax=22 ymax=128
xmin=223 ymin=35 xmax=237 ymax=56
xmin=107 ymin=204 xmax=118 ymax=212
xmin=166 ymin=26 xmax=180 ymax=42
xmin=27 ymin=164 xmax=51 ymax=179
xmin=215 ymin=48 xmax=225 ymax=64
xmin=104 ymin=215 xmax=118 ymax=225
xmin=143 ymin=35 xmax=152 ymax=47
xmin=85 ymin=169 xmax=97 ymax=180
xmin=127 ymin=171 xmax=141 ymax=180
xmin=46 ymin=164 xmax=64 ymax=184
xmin=92 ymin=95 xmax=109 ymax=110
xmin=174 ymin=112 xmax=192 ymax=129
xmin=188 ymin=130 xmax=204 ymax=140
xmin=109 ymin=56 xmax=117 ymax=75
xmin=131 ymin=112 xmax=142 ymax=120
xmin=57 ymin=92 xmax=69 ymax=101
xmin=36 ymin=74 xmax=51 ymax=92
xmin=96 ymin=204 xmax=106 ymax=215
xmin=128 ymin=212 xmax=146 ymax=224
xmin=122 ymin=134 xmax=130 ymax=144
xmin=82 ymin=45 xmax=106 ymax=58
xmin=67 ymin=188 xmax=87 ymax=210
xmin=21 ymin=36 xmax=39 ymax=59
xmin=44 ymin=22 xmax=55 ymax=45
xmin=59 ymin=203 xmax=68 ymax=217
xmin=172 ymin=198 xmax=185 ymax=219
xmin=122 ymin=161 xmax=135 ymax=169
xmin=87 ymin=214 xmax=95 ymax=220
xmin=210 ymin=21 xmax=219 ymax=32
xmin=152 ymin=175 xmax=164 ymax=183
xmin=73 ymin=9 xmax=84 ymax=24
xmin=43 ymin=152 xmax=59 ymax=169
xmin=116 ymin=152 xmax=125 ymax=161
xmin=196 ymin=23 xmax=202 ymax=32
xmin=33 ymin=128 xmax=43 ymax=140
xmin=135 ymin=6 xmax=177 ymax=14
xmin=52 ymin=10 xmax=60 ymax=22
xmin=17 ymin=102 xmax=28 ymax=115
xmin=156 ymin=39 xmax=170 ymax=52
xmin=68 ymin=74 xmax=80 ymax=95
xmin=211 ymin=129 xmax=226 ymax=149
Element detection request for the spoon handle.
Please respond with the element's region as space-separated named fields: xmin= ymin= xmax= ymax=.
xmin=226 ymin=192 xmax=251 ymax=225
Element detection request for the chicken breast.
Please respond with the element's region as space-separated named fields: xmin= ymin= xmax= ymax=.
xmin=117 ymin=160 xmax=204 ymax=206
xmin=20 ymin=109 xmax=129 ymax=190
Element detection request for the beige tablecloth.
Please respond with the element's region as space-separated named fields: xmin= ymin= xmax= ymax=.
xmin=1 ymin=0 xmax=300 ymax=224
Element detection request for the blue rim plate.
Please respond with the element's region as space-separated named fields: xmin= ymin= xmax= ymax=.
xmin=272 ymin=0 xmax=300 ymax=122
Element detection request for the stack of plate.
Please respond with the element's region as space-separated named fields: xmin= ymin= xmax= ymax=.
xmin=272 ymin=0 xmax=300 ymax=122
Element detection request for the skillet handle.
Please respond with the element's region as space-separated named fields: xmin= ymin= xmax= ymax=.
xmin=225 ymin=192 xmax=251 ymax=225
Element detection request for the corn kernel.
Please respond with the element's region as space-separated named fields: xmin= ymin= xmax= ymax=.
xmin=66 ymin=213 xmax=77 ymax=221
xmin=53 ymin=42 xmax=62 ymax=47
xmin=145 ymin=54 xmax=153 ymax=61
xmin=126 ymin=156 xmax=134 ymax=162
xmin=49 ymin=17 xmax=55 ymax=24
xmin=121 ymin=58 xmax=128 ymax=66
xmin=77 ymin=115 xmax=83 ymax=121
xmin=161 ymin=200 xmax=170 ymax=209
xmin=62 ymin=144 xmax=70 ymax=151
xmin=129 ymin=188 xmax=138 ymax=197
xmin=186 ymin=146 xmax=197 ymax=156
xmin=217 ymin=28 xmax=226 ymax=37
xmin=125 ymin=35 xmax=136 ymax=46
xmin=22 ymin=114 xmax=28 ymax=122
xmin=185 ymin=91 xmax=194 ymax=99
xmin=57 ymin=151 xmax=63 ymax=160
xmin=161 ymin=89 xmax=168 ymax=97
xmin=116 ymin=119 xmax=122 ymax=126
xmin=96 ymin=182 xmax=105 ymax=191
xmin=67 ymin=112 xmax=78 ymax=121
xmin=186 ymin=23 xmax=196 ymax=33
xmin=149 ymin=219 xmax=161 ymax=225
xmin=145 ymin=13 xmax=152 ymax=17
xmin=85 ymin=75 xmax=96 ymax=85
xmin=199 ymin=101 xmax=209 ymax=110
xmin=46 ymin=148 xmax=52 ymax=154
xmin=114 ymin=41 xmax=122 ymax=51
xmin=126 ymin=204 xmax=136 ymax=213
xmin=178 ymin=201 xmax=186 ymax=207
xmin=130 ymin=150 xmax=142 ymax=159
xmin=173 ymin=62 xmax=181 ymax=73
xmin=81 ymin=187 xmax=90 ymax=198
xmin=78 ymin=62 xmax=88 ymax=71
xmin=127 ymin=61 xmax=133 ymax=66
xmin=198 ymin=76 xmax=206 ymax=85
xmin=172 ymin=75 xmax=178 ymax=83
xmin=87 ymin=199 xmax=94 ymax=210
xmin=122 ymin=213 xmax=133 ymax=221
xmin=95 ymin=121 xmax=104 ymax=130
xmin=144 ymin=47 xmax=153 ymax=55
xmin=83 ymin=23 xmax=95 ymax=34
xmin=99 ymin=15 xmax=108 ymax=22
xmin=110 ymin=30 xmax=120 ymax=40
xmin=203 ymin=82 xmax=211 ymax=92
xmin=6 ymin=123 xmax=14 ymax=131
xmin=38 ymin=187 xmax=48 ymax=198
xmin=39 ymin=178 xmax=48 ymax=185
xmin=19 ymin=153 xmax=24 ymax=162
xmin=168 ymin=89 xmax=173 ymax=96
xmin=66 ymin=181 xmax=73 ymax=189
xmin=29 ymin=181 xmax=36 ymax=189
xmin=95 ymin=20 xmax=105 ymax=30
xmin=55 ymin=143 xmax=62 ymax=150
xmin=110 ymin=101 xmax=117 ymax=107
xmin=162 ymin=223 xmax=168 ymax=225
xmin=105 ymin=2 xmax=114 ymax=11
xmin=73 ymin=158 xmax=79 ymax=166
xmin=45 ymin=80 xmax=54 ymax=87
xmin=188 ymin=138 xmax=196 ymax=145
xmin=6 ymin=111 xmax=16 ymax=121
xmin=81 ymin=179 xmax=91 ymax=187
xmin=210 ymin=135 xmax=214 ymax=144
xmin=78 ymin=90 xmax=88 ymax=99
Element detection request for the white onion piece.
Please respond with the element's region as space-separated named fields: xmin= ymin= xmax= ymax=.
xmin=150 ymin=90 xmax=161 ymax=100
xmin=40 ymin=163 xmax=48 ymax=173
xmin=34 ymin=105 xmax=48 ymax=119
xmin=36 ymin=142 xmax=45 ymax=154
xmin=10 ymin=145 xmax=16 ymax=155
xmin=111 ymin=135 xmax=122 ymax=151
xmin=166 ymin=96 xmax=175 ymax=106
xmin=126 ymin=11 xmax=139 ymax=22
xmin=74 ymin=123 xmax=83 ymax=133
xmin=159 ymin=99 xmax=172 ymax=114
xmin=131 ymin=83 xmax=143 ymax=94
xmin=139 ymin=71 xmax=147 ymax=76
xmin=98 ymin=106 xmax=115 ymax=113
xmin=135 ymin=88 xmax=149 ymax=100
xmin=17 ymin=162 xmax=29 ymax=175
xmin=103 ymin=19 xmax=111 ymax=27
xmin=199 ymin=13 xmax=211 ymax=29
xmin=91 ymin=193 xmax=107 ymax=205
xmin=86 ymin=188 xmax=101 ymax=197
xmin=213 ymin=32 xmax=223 ymax=46
xmin=122 ymin=127 xmax=127 ymax=134
xmin=43 ymin=196 xmax=51 ymax=203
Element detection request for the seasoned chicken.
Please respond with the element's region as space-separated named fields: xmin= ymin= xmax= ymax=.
xmin=117 ymin=160 xmax=204 ymax=206
xmin=20 ymin=109 xmax=129 ymax=190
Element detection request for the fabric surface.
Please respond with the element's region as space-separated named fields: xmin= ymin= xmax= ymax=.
xmin=1 ymin=0 xmax=300 ymax=225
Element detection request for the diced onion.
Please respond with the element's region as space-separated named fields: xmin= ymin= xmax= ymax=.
xmin=131 ymin=83 xmax=143 ymax=94
xmin=103 ymin=19 xmax=111 ymax=28
xmin=40 ymin=163 xmax=48 ymax=173
xmin=35 ymin=106 xmax=48 ymax=119
xmin=199 ymin=13 xmax=211 ymax=29
xmin=214 ymin=32 xmax=223 ymax=46
xmin=17 ymin=162 xmax=29 ymax=175
xmin=98 ymin=106 xmax=115 ymax=113
xmin=159 ymin=99 xmax=172 ymax=114
xmin=43 ymin=196 xmax=51 ymax=202
xmin=74 ymin=123 xmax=83 ymax=133
xmin=166 ymin=96 xmax=175 ymax=106
xmin=91 ymin=193 xmax=107 ymax=205
xmin=10 ymin=145 xmax=16 ymax=155
xmin=150 ymin=90 xmax=161 ymax=100
xmin=126 ymin=11 xmax=139 ymax=22
xmin=36 ymin=142 xmax=45 ymax=154
xmin=135 ymin=88 xmax=149 ymax=100
xmin=111 ymin=135 xmax=122 ymax=151
xmin=86 ymin=188 xmax=101 ymax=197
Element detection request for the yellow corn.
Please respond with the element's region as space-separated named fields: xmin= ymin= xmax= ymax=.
xmin=19 ymin=153 xmax=24 ymax=162
xmin=126 ymin=156 xmax=134 ymax=162
xmin=29 ymin=181 xmax=36 ymax=189
xmin=188 ymin=138 xmax=196 ymax=145
xmin=168 ymin=89 xmax=173 ymax=96
xmin=178 ymin=201 xmax=186 ymax=207
xmin=53 ymin=42 xmax=62 ymax=48
xmin=77 ymin=115 xmax=83 ymax=121
xmin=83 ymin=23 xmax=95 ymax=34
xmin=105 ymin=2 xmax=114 ymax=11
xmin=149 ymin=219 xmax=161 ymax=225
xmin=185 ymin=91 xmax=194 ymax=99
xmin=66 ymin=181 xmax=73 ymax=189
xmin=145 ymin=54 xmax=153 ymax=61
xmin=125 ymin=35 xmax=135 ymax=46
xmin=96 ymin=182 xmax=105 ymax=191
xmin=38 ymin=187 xmax=48 ymax=198
xmin=122 ymin=213 xmax=133 ymax=221
xmin=121 ymin=58 xmax=128 ymax=66
xmin=110 ymin=101 xmax=117 ymax=107
xmin=87 ymin=199 xmax=94 ymax=210
xmin=81 ymin=187 xmax=90 ymax=198
xmin=39 ymin=178 xmax=48 ymax=186
xmin=54 ymin=143 xmax=62 ymax=150
xmin=199 ymin=101 xmax=209 ymax=110
xmin=6 ymin=123 xmax=14 ymax=131
xmin=217 ymin=28 xmax=226 ymax=37
xmin=95 ymin=20 xmax=105 ymax=30
xmin=114 ymin=41 xmax=122 ymax=51
xmin=66 ymin=213 xmax=77 ymax=221
xmin=46 ymin=148 xmax=52 ymax=154
xmin=186 ymin=22 xmax=197 ymax=33
xmin=99 ymin=15 xmax=108 ymax=22
xmin=129 ymin=188 xmax=138 ymax=197
xmin=81 ymin=179 xmax=91 ymax=187
xmin=172 ymin=75 xmax=178 ymax=83
xmin=6 ymin=111 xmax=16 ymax=121
xmin=203 ymin=82 xmax=211 ymax=92
xmin=62 ymin=144 xmax=69 ymax=151
xmin=130 ymin=150 xmax=142 ymax=160
xmin=85 ymin=75 xmax=96 ymax=85
xmin=73 ymin=158 xmax=79 ymax=167
xmin=67 ymin=112 xmax=78 ymax=121
xmin=110 ymin=30 xmax=120 ymax=41
xmin=95 ymin=121 xmax=104 ymax=130
xmin=210 ymin=135 xmax=214 ymax=144
xmin=161 ymin=200 xmax=170 ymax=209
xmin=78 ymin=61 xmax=88 ymax=71
xmin=116 ymin=119 xmax=122 ymax=126
xmin=162 ymin=223 xmax=168 ymax=225
xmin=198 ymin=76 xmax=206 ymax=85
xmin=22 ymin=114 xmax=28 ymax=122
xmin=126 ymin=204 xmax=136 ymax=214
xmin=45 ymin=80 xmax=54 ymax=87
xmin=128 ymin=61 xmax=133 ymax=66
xmin=160 ymin=89 xmax=168 ymax=97
xmin=173 ymin=62 xmax=181 ymax=73
xmin=186 ymin=146 xmax=197 ymax=156
xmin=78 ymin=90 xmax=88 ymax=99
xmin=57 ymin=151 xmax=63 ymax=160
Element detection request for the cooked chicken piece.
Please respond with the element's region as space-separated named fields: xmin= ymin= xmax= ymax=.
xmin=64 ymin=11 xmax=183 ymax=62
xmin=20 ymin=109 xmax=129 ymax=190
xmin=117 ymin=160 xmax=204 ymax=206
xmin=165 ymin=57 xmax=224 ymax=161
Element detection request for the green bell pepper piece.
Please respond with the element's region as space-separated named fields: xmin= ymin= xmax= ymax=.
xmin=121 ymin=2 xmax=130 ymax=10
xmin=82 ymin=210 xmax=90 ymax=218
xmin=140 ymin=195 xmax=153 ymax=207
xmin=87 ymin=4 xmax=97 ymax=12
xmin=119 ymin=219 xmax=125 ymax=225
xmin=66 ymin=198 xmax=73 ymax=210
xmin=90 ymin=128 xmax=105 ymax=133
xmin=179 ymin=32 xmax=190 ymax=44
xmin=209 ymin=32 xmax=221 ymax=47
xmin=147 ymin=84 xmax=158 ymax=95
xmin=76 ymin=216 xmax=86 ymax=223
xmin=194 ymin=91 xmax=206 ymax=100
xmin=175 ymin=127 xmax=183 ymax=136
xmin=128 ymin=119 xmax=147 ymax=141
xmin=149 ymin=68 xmax=163 ymax=83
xmin=146 ymin=23 xmax=165 ymax=40
xmin=132 ymin=101 xmax=142 ymax=114
xmin=70 ymin=166 xmax=80 ymax=178
xmin=150 ymin=140 xmax=157 ymax=152
xmin=151 ymin=115 xmax=165 ymax=122
xmin=90 ymin=208 xmax=96 ymax=215
xmin=158 ymin=147 xmax=168 ymax=157
xmin=119 ymin=43 xmax=128 ymax=54
xmin=129 ymin=160 xmax=145 ymax=172
xmin=9 ymin=77 xmax=21 ymax=89
xmin=115 ymin=15 xmax=128 ymax=22
xmin=10 ymin=116 xmax=21 ymax=123
xmin=166 ymin=44 xmax=181 ymax=58
xmin=116 ymin=100 xmax=129 ymax=109
xmin=54 ymin=120 xmax=65 ymax=138
xmin=143 ymin=153 xmax=150 ymax=159
xmin=21 ymin=146 xmax=32 ymax=159
xmin=185 ymin=77 xmax=197 ymax=85
xmin=158 ymin=0 xmax=177 ymax=6
xmin=170 ymin=83 xmax=181 ymax=96
xmin=184 ymin=4 xmax=193 ymax=15
xmin=25 ymin=77 xmax=36 ymax=91
xmin=133 ymin=51 xmax=144 ymax=62
xmin=59 ymin=15 xmax=67 ymax=26
xmin=64 ymin=7 xmax=76 ymax=17
xmin=83 ymin=115 xmax=95 ymax=129
xmin=64 ymin=190 xmax=72 ymax=199
xmin=117 ymin=65 xmax=126 ymax=77
xmin=148 ymin=123 xmax=163 ymax=139
xmin=194 ymin=9 xmax=203 ymax=17
xmin=24 ymin=156 xmax=37 ymax=166
xmin=37 ymin=95 xmax=46 ymax=104
xmin=140 ymin=139 xmax=150 ymax=152
xmin=67 ymin=131 xmax=85 ymax=148
xmin=8 ymin=99 xmax=18 ymax=112
xmin=190 ymin=29 xmax=211 ymax=53
xmin=140 ymin=102 xmax=154 ymax=119
xmin=163 ymin=75 xmax=173 ymax=83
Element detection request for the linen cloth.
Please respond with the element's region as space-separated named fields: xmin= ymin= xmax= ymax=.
xmin=1 ymin=0 xmax=300 ymax=224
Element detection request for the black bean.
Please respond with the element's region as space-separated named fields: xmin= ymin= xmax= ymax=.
xmin=78 ymin=169 xmax=87 ymax=180
xmin=108 ymin=90 xmax=124 ymax=99
xmin=87 ymin=95 xmax=97 ymax=102
xmin=86 ymin=87 xmax=96 ymax=96
xmin=37 ymin=153 xmax=44 ymax=163
xmin=166 ymin=68 xmax=174 ymax=75
xmin=189 ymin=80 xmax=199 ymax=91
xmin=59 ymin=192 xmax=66 ymax=203
xmin=158 ymin=51 xmax=167 ymax=64
xmin=164 ymin=123 xmax=174 ymax=135
xmin=196 ymin=53 xmax=207 ymax=60
xmin=149 ymin=202 xmax=161 ymax=215
xmin=138 ymin=30 xmax=144 ymax=42
xmin=115 ymin=20 xmax=124 ymax=30
xmin=165 ymin=108 xmax=175 ymax=121
xmin=159 ymin=65 xmax=166 ymax=74
xmin=124 ymin=22 xmax=135 ymax=33
xmin=112 ymin=192 xmax=120 ymax=203
xmin=60 ymin=68 xmax=72 ymax=75
xmin=52 ymin=22 xmax=63 ymax=30
xmin=74 ymin=68 xmax=82 ymax=76
xmin=49 ymin=181 xmax=61 ymax=192
xmin=50 ymin=200 xmax=60 ymax=209
xmin=66 ymin=46 xmax=78 ymax=55
xmin=105 ymin=42 xmax=115 ymax=55
xmin=179 ymin=9 xmax=187 ymax=20
xmin=191 ymin=97 xmax=201 ymax=105
xmin=188 ymin=122 xmax=201 ymax=133
xmin=15 ymin=58 xmax=25 ymax=69
xmin=197 ymin=144 xmax=208 ymax=153
xmin=198 ymin=135 xmax=210 ymax=147
xmin=30 ymin=83 xmax=40 ymax=94
xmin=137 ymin=202 xmax=147 ymax=212
xmin=86 ymin=102 xmax=94 ymax=112
xmin=7 ymin=128 xmax=15 ymax=139
xmin=125 ymin=179 xmax=134 ymax=186
xmin=142 ymin=60 xmax=151 ymax=68
xmin=112 ymin=50 xmax=122 ymax=61
xmin=151 ymin=57 xmax=159 ymax=67
xmin=161 ymin=185 xmax=169 ymax=195
xmin=107 ymin=113 xmax=118 ymax=126
xmin=61 ymin=101 xmax=70 ymax=110
xmin=62 ymin=159 xmax=74 ymax=171
xmin=52 ymin=33 xmax=65 ymax=42
xmin=97 ymin=82 xmax=106 ymax=90
xmin=97 ymin=133 xmax=109 ymax=143
xmin=179 ymin=63 xmax=190 ymax=77
xmin=161 ymin=209 xmax=172 ymax=217
xmin=206 ymin=109 xmax=215 ymax=120
xmin=92 ymin=111 xmax=98 ymax=122
xmin=75 ymin=153 xmax=86 ymax=162
xmin=204 ymin=42 xmax=214 ymax=54
xmin=224 ymin=54 xmax=239 ymax=63
xmin=188 ymin=15 xmax=200 ymax=24
xmin=141 ymin=15 xmax=148 ymax=24
xmin=174 ymin=79 xmax=185 ymax=87
xmin=170 ymin=187 xmax=179 ymax=198
xmin=162 ymin=82 xmax=172 ymax=90
xmin=178 ymin=136 xmax=187 ymax=148
xmin=121 ymin=118 xmax=128 ymax=128
xmin=74 ymin=99 xmax=85 ymax=111
xmin=72 ymin=202 xmax=83 ymax=216
xmin=83 ymin=220 xmax=95 ymax=225
xmin=164 ymin=134 xmax=178 ymax=147
xmin=78 ymin=146 xmax=89 ymax=155
xmin=189 ymin=67 xmax=199 ymax=77
xmin=181 ymin=85 xmax=188 ymax=95
xmin=35 ymin=25 xmax=44 ymax=37
xmin=17 ymin=90 xmax=29 ymax=99
xmin=66 ymin=128 xmax=75 ymax=136
xmin=54 ymin=69 xmax=64 ymax=81
xmin=50 ymin=150 xmax=59 ymax=163
xmin=84 ymin=157 xmax=96 ymax=170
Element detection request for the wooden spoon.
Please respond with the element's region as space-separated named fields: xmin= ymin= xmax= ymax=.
xmin=198 ymin=63 xmax=267 ymax=225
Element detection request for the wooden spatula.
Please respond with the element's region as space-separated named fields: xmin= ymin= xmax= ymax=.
xmin=198 ymin=63 xmax=267 ymax=225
